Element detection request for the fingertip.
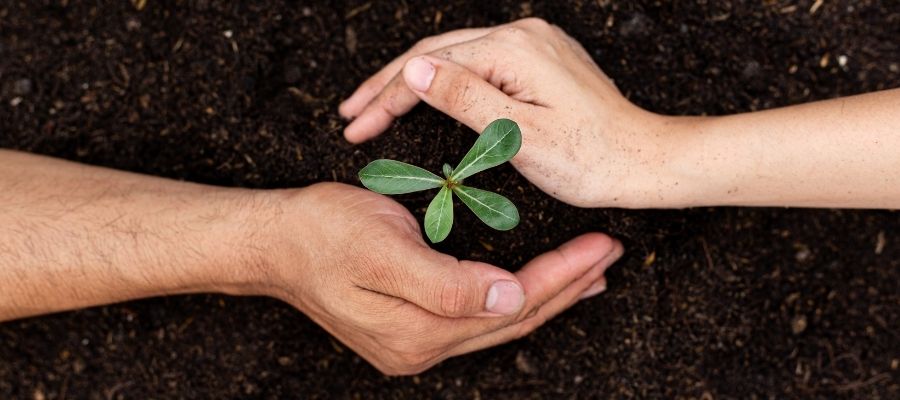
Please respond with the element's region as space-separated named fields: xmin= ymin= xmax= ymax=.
xmin=339 ymin=81 xmax=381 ymax=119
xmin=485 ymin=279 xmax=525 ymax=315
xmin=402 ymin=56 xmax=437 ymax=93
xmin=338 ymin=91 xmax=366 ymax=119
xmin=343 ymin=109 xmax=391 ymax=144
xmin=557 ymin=232 xmax=618 ymax=270
xmin=597 ymin=237 xmax=625 ymax=274
xmin=338 ymin=99 xmax=357 ymax=119
xmin=578 ymin=276 xmax=608 ymax=300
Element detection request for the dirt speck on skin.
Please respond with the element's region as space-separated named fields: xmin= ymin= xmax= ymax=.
xmin=1 ymin=1 xmax=899 ymax=399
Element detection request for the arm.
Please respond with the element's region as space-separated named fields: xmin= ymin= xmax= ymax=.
xmin=663 ymin=90 xmax=900 ymax=208
xmin=0 ymin=149 xmax=263 ymax=319
xmin=340 ymin=18 xmax=900 ymax=209
xmin=0 ymin=149 xmax=622 ymax=374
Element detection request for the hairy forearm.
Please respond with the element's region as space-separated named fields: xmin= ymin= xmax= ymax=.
xmin=0 ymin=150 xmax=272 ymax=321
xmin=660 ymin=88 xmax=900 ymax=208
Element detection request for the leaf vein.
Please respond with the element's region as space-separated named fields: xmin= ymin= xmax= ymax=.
xmin=452 ymin=126 xmax=514 ymax=179
xmin=455 ymin=188 xmax=515 ymax=220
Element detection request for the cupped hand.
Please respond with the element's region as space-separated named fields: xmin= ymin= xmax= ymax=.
xmin=260 ymin=182 xmax=622 ymax=375
xmin=339 ymin=18 xmax=676 ymax=208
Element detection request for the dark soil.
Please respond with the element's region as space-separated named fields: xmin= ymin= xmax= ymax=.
xmin=2 ymin=1 xmax=899 ymax=398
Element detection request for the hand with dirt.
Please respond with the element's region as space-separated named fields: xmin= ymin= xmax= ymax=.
xmin=341 ymin=18 xmax=900 ymax=209
xmin=340 ymin=18 xmax=666 ymax=208
xmin=0 ymin=150 xmax=623 ymax=376
xmin=266 ymin=182 xmax=622 ymax=375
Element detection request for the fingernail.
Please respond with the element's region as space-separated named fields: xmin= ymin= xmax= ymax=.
xmin=578 ymin=280 xmax=607 ymax=300
xmin=404 ymin=57 xmax=435 ymax=92
xmin=485 ymin=280 xmax=524 ymax=315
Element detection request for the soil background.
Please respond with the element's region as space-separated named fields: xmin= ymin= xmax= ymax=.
xmin=1 ymin=0 xmax=899 ymax=398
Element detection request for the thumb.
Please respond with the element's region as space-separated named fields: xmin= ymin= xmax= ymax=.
xmin=383 ymin=248 xmax=525 ymax=318
xmin=402 ymin=55 xmax=526 ymax=133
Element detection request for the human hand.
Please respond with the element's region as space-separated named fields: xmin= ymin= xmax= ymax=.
xmin=339 ymin=18 xmax=680 ymax=208
xmin=256 ymin=182 xmax=622 ymax=375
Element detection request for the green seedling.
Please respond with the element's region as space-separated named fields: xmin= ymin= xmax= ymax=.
xmin=359 ymin=118 xmax=522 ymax=243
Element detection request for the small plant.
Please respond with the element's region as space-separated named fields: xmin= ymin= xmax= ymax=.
xmin=359 ymin=118 xmax=522 ymax=243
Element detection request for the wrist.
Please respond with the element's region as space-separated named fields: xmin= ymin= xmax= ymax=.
xmin=222 ymin=185 xmax=320 ymax=302
xmin=183 ymin=187 xmax=296 ymax=298
xmin=646 ymin=114 xmax=732 ymax=208
xmin=583 ymin=107 xmax=709 ymax=209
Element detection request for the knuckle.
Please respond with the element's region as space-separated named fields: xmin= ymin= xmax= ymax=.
xmin=355 ymin=251 xmax=403 ymax=292
xmin=414 ymin=36 xmax=438 ymax=51
xmin=383 ymin=362 xmax=426 ymax=376
xmin=379 ymin=342 xmax=436 ymax=375
xmin=396 ymin=350 xmax=432 ymax=369
xmin=520 ymin=17 xmax=551 ymax=30
xmin=373 ymin=88 xmax=402 ymax=116
xmin=438 ymin=279 xmax=468 ymax=316
xmin=444 ymin=74 xmax=478 ymax=112
xmin=377 ymin=360 xmax=418 ymax=376
xmin=494 ymin=26 xmax=529 ymax=42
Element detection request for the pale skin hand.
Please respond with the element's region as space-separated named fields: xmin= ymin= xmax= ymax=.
xmin=0 ymin=149 xmax=623 ymax=375
xmin=341 ymin=18 xmax=900 ymax=209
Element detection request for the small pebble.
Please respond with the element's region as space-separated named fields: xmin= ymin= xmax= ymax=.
xmin=126 ymin=18 xmax=141 ymax=31
xmin=9 ymin=97 xmax=22 ymax=107
xmin=619 ymin=13 xmax=652 ymax=37
xmin=13 ymin=78 xmax=32 ymax=95
xmin=223 ymin=30 xmax=233 ymax=38
xmin=345 ymin=25 xmax=358 ymax=55
xmin=515 ymin=350 xmax=537 ymax=375
xmin=791 ymin=315 xmax=808 ymax=335
xmin=742 ymin=61 xmax=761 ymax=79
xmin=795 ymin=247 xmax=811 ymax=262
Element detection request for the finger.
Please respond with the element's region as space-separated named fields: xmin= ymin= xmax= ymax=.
xmin=343 ymin=72 xmax=422 ymax=144
xmin=360 ymin=246 xmax=526 ymax=318
xmin=339 ymin=28 xmax=493 ymax=119
xmin=343 ymin=38 xmax=532 ymax=143
xmin=344 ymin=47 xmax=530 ymax=143
xmin=578 ymin=275 xmax=608 ymax=300
xmin=516 ymin=233 xmax=621 ymax=308
xmin=446 ymin=238 xmax=624 ymax=357
xmin=432 ymin=233 xmax=622 ymax=341
xmin=402 ymin=54 xmax=534 ymax=134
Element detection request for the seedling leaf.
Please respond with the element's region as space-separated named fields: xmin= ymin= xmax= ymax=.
xmin=442 ymin=163 xmax=453 ymax=178
xmin=424 ymin=186 xmax=454 ymax=243
xmin=451 ymin=185 xmax=519 ymax=231
xmin=451 ymin=119 xmax=521 ymax=181
xmin=359 ymin=159 xmax=444 ymax=194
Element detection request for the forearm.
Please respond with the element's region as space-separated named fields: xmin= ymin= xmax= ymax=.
xmin=0 ymin=150 xmax=272 ymax=321
xmin=660 ymin=88 xmax=900 ymax=208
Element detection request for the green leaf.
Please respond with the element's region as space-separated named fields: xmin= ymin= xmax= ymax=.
xmin=424 ymin=186 xmax=454 ymax=243
xmin=359 ymin=159 xmax=445 ymax=194
xmin=442 ymin=163 xmax=453 ymax=178
xmin=452 ymin=185 xmax=519 ymax=231
xmin=451 ymin=118 xmax=522 ymax=181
